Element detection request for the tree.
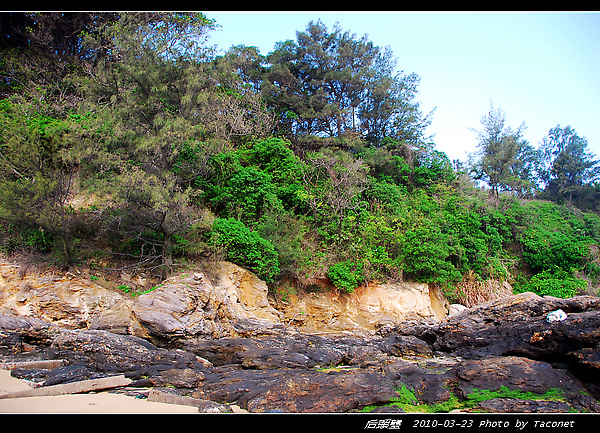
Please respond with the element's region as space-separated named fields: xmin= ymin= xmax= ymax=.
xmin=301 ymin=148 xmax=368 ymax=243
xmin=539 ymin=125 xmax=600 ymax=208
xmin=262 ymin=20 xmax=431 ymax=150
xmin=73 ymin=13 xmax=228 ymax=274
xmin=470 ymin=104 xmax=536 ymax=205
xmin=0 ymin=97 xmax=79 ymax=265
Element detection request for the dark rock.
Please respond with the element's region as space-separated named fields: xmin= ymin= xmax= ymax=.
xmin=243 ymin=369 xmax=397 ymax=413
xmin=42 ymin=364 xmax=100 ymax=386
xmin=385 ymin=358 xmax=459 ymax=405
xmin=367 ymin=405 xmax=406 ymax=413
xmin=186 ymin=331 xmax=433 ymax=372
xmin=471 ymin=398 xmax=576 ymax=413
xmin=10 ymin=368 xmax=50 ymax=383
xmin=47 ymin=329 xmax=204 ymax=374
xmin=428 ymin=292 xmax=600 ymax=391
xmin=0 ymin=313 xmax=54 ymax=355
xmin=433 ymin=293 xmax=600 ymax=360
xmin=159 ymin=368 xmax=204 ymax=388
xmin=193 ymin=366 xmax=398 ymax=413
xmin=449 ymin=356 xmax=600 ymax=413
xmin=452 ymin=356 xmax=586 ymax=397
xmin=381 ymin=335 xmax=434 ymax=358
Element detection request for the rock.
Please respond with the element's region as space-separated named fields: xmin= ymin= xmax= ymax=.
xmin=158 ymin=368 xmax=204 ymax=388
xmin=472 ymin=398 xmax=576 ymax=413
xmin=41 ymin=364 xmax=99 ymax=386
xmin=46 ymin=328 xmax=206 ymax=375
xmin=433 ymin=293 xmax=600 ymax=366
xmin=385 ymin=357 xmax=460 ymax=406
xmin=0 ymin=313 xmax=56 ymax=362
xmin=448 ymin=304 xmax=468 ymax=316
xmin=193 ymin=366 xmax=398 ymax=413
xmin=381 ymin=335 xmax=434 ymax=358
xmin=452 ymin=356 xmax=590 ymax=398
xmin=186 ymin=330 xmax=433 ymax=372
xmin=0 ymin=261 xmax=136 ymax=333
xmin=131 ymin=263 xmax=283 ymax=343
xmin=244 ymin=369 xmax=396 ymax=413
xmin=276 ymin=281 xmax=448 ymax=333
xmin=1 ymin=259 xmax=286 ymax=341
xmin=1 ymin=258 xmax=452 ymax=339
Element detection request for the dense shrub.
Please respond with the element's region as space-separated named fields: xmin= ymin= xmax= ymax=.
xmin=210 ymin=218 xmax=280 ymax=283
xmin=515 ymin=268 xmax=587 ymax=298
xmin=327 ymin=260 xmax=365 ymax=293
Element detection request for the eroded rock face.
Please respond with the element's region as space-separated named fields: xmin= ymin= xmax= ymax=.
xmin=131 ymin=262 xmax=283 ymax=343
xmin=276 ymin=281 xmax=448 ymax=332
xmin=0 ymin=262 xmax=135 ymax=334
xmin=0 ymin=260 xmax=285 ymax=341
xmin=1 ymin=258 xmax=450 ymax=341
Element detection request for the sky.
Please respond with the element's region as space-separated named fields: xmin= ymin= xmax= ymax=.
xmin=202 ymin=11 xmax=600 ymax=163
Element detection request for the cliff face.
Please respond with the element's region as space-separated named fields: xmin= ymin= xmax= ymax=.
xmin=274 ymin=280 xmax=448 ymax=332
xmin=0 ymin=259 xmax=448 ymax=338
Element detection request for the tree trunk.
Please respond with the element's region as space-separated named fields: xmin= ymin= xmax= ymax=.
xmin=161 ymin=232 xmax=173 ymax=278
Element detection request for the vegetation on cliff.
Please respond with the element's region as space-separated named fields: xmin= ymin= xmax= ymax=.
xmin=1 ymin=12 xmax=599 ymax=302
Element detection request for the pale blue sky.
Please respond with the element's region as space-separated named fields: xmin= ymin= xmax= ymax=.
xmin=204 ymin=11 xmax=600 ymax=162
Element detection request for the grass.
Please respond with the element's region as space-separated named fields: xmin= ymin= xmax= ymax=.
xmin=360 ymin=384 xmax=568 ymax=413
xmin=116 ymin=283 xmax=160 ymax=297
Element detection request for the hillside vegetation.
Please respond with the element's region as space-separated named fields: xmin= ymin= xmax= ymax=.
xmin=1 ymin=13 xmax=599 ymax=304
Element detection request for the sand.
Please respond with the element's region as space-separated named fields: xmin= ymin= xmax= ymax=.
xmin=0 ymin=369 xmax=200 ymax=413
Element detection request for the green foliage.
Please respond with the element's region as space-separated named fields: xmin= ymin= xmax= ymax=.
xmin=222 ymin=167 xmax=279 ymax=221
xmin=361 ymin=384 xmax=566 ymax=413
xmin=2 ymin=12 xmax=600 ymax=298
xmin=327 ymin=260 xmax=365 ymax=293
xmin=518 ymin=201 xmax=597 ymax=274
xmin=210 ymin=218 xmax=280 ymax=283
xmin=515 ymin=268 xmax=586 ymax=298
xmin=464 ymin=385 xmax=565 ymax=406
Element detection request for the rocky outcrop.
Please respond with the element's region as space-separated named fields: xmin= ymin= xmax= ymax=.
xmin=0 ymin=260 xmax=285 ymax=341
xmin=423 ymin=292 xmax=600 ymax=386
xmin=0 ymin=262 xmax=135 ymax=334
xmin=131 ymin=262 xmax=283 ymax=344
xmin=1 ymin=257 xmax=600 ymax=413
xmin=275 ymin=280 xmax=448 ymax=332
xmin=1 ymin=259 xmax=447 ymax=339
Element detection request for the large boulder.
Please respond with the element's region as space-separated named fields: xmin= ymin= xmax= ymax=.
xmin=192 ymin=365 xmax=398 ymax=413
xmin=131 ymin=262 xmax=283 ymax=344
xmin=433 ymin=293 xmax=600 ymax=363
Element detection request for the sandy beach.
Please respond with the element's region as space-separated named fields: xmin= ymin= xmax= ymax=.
xmin=0 ymin=369 xmax=200 ymax=413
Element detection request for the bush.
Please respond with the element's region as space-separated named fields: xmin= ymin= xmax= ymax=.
xmin=210 ymin=218 xmax=280 ymax=283
xmin=516 ymin=268 xmax=586 ymax=298
xmin=518 ymin=201 xmax=595 ymax=273
xmin=327 ymin=260 xmax=365 ymax=293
